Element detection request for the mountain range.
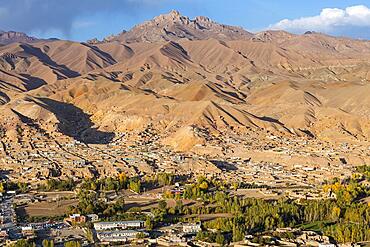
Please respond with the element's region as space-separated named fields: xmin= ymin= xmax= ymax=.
xmin=0 ymin=11 xmax=369 ymax=152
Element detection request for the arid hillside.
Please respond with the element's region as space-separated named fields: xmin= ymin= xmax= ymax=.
xmin=0 ymin=11 xmax=369 ymax=154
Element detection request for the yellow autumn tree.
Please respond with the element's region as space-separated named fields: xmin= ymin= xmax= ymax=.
xmin=199 ymin=181 xmax=209 ymax=190
xmin=0 ymin=183 xmax=4 ymax=193
xmin=118 ymin=172 xmax=127 ymax=188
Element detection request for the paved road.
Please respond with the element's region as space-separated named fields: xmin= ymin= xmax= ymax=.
xmin=0 ymin=195 xmax=21 ymax=239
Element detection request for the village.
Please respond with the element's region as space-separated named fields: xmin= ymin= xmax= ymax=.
xmin=1 ymin=121 xmax=366 ymax=190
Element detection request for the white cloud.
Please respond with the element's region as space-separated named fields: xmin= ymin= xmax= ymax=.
xmin=270 ymin=5 xmax=370 ymax=34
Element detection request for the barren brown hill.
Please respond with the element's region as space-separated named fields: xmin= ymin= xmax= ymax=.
xmin=0 ymin=11 xmax=369 ymax=154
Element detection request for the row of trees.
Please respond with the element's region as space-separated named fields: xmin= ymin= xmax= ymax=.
xmin=186 ymin=195 xmax=370 ymax=244
xmin=196 ymin=230 xmax=226 ymax=245
xmin=356 ymin=165 xmax=370 ymax=181
xmin=9 ymin=239 xmax=79 ymax=247
xmin=38 ymin=178 xmax=77 ymax=191
xmin=0 ymin=180 xmax=29 ymax=193
xmin=66 ymin=189 xmax=125 ymax=216
xmin=178 ymin=171 xmax=370 ymax=244
xmin=2 ymin=171 xmax=177 ymax=195
xmin=80 ymin=174 xmax=139 ymax=192
xmin=10 ymin=239 xmax=36 ymax=247
xmin=80 ymin=172 xmax=176 ymax=193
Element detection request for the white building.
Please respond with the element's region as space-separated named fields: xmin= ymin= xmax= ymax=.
xmin=86 ymin=214 xmax=99 ymax=222
xmin=182 ymin=222 xmax=201 ymax=234
xmin=94 ymin=220 xmax=145 ymax=231
xmin=318 ymin=244 xmax=336 ymax=247
xmin=97 ymin=230 xmax=148 ymax=242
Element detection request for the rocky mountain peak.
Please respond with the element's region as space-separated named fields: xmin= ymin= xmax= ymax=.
xmin=195 ymin=16 xmax=213 ymax=25
xmin=143 ymin=10 xmax=190 ymax=26
xmin=0 ymin=31 xmax=38 ymax=45
xmin=168 ymin=10 xmax=181 ymax=18
xmin=107 ymin=10 xmax=253 ymax=43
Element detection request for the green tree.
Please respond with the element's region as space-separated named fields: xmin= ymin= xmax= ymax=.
xmin=64 ymin=241 xmax=81 ymax=247
xmin=17 ymin=182 xmax=29 ymax=193
xmin=158 ymin=200 xmax=167 ymax=210
xmin=157 ymin=173 xmax=174 ymax=186
xmin=129 ymin=180 xmax=141 ymax=193
xmin=85 ymin=228 xmax=94 ymax=243
xmin=11 ymin=239 xmax=36 ymax=247
xmin=175 ymin=200 xmax=183 ymax=214
xmin=114 ymin=197 xmax=125 ymax=211
xmin=136 ymin=232 xmax=146 ymax=239
xmin=232 ymin=226 xmax=245 ymax=242
xmin=145 ymin=218 xmax=154 ymax=231
xmin=215 ymin=232 xmax=225 ymax=245
xmin=42 ymin=239 xmax=54 ymax=247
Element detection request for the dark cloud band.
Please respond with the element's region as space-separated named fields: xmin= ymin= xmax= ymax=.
xmin=0 ymin=0 xmax=161 ymax=36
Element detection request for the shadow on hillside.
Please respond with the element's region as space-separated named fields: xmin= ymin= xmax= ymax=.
xmin=210 ymin=160 xmax=238 ymax=171
xmin=20 ymin=44 xmax=80 ymax=78
xmin=0 ymin=169 xmax=10 ymax=180
xmin=19 ymin=73 xmax=47 ymax=91
xmin=123 ymin=201 xmax=158 ymax=212
xmin=258 ymin=116 xmax=284 ymax=125
xmin=0 ymin=91 xmax=10 ymax=104
xmin=31 ymin=97 xmax=115 ymax=144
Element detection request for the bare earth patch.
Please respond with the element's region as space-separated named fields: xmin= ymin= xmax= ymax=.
xmin=17 ymin=199 xmax=78 ymax=217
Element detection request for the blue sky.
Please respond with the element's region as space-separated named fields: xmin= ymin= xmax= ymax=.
xmin=1 ymin=0 xmax=370 ymax=41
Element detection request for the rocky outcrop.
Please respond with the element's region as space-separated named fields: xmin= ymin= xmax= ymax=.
xmin=107 ymin=10 xmax=253 ymax=43
xmin=0 ymin=31 xmax=39 ymax=45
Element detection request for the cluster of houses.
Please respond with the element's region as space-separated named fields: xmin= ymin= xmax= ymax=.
xmin=64 ymin=213 xmax=99 ymax=225
xmin=234 ymin=228 xmax=339 ymax=247
xmin=157 ymin=222 xmax=202 ymax=246
xmin=1 ymin=111 xmax=360 ymax=195
xmin=90 ymin=219 xmax=202 ymax=245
